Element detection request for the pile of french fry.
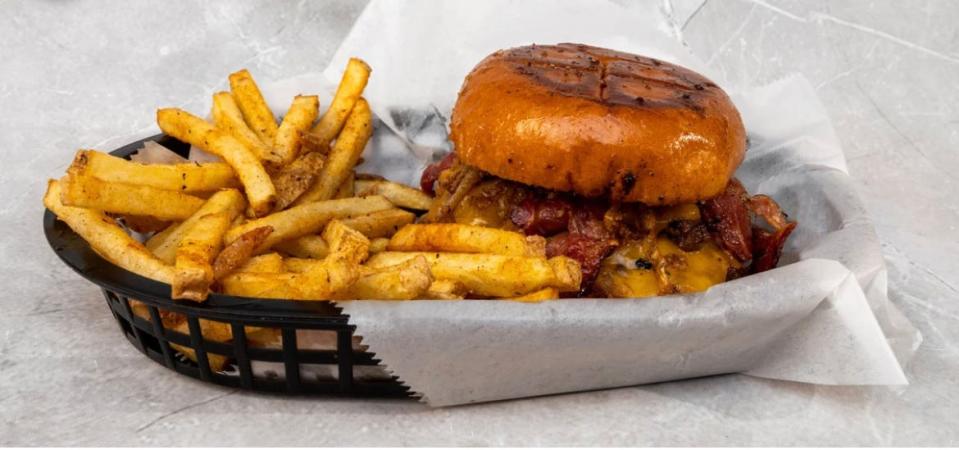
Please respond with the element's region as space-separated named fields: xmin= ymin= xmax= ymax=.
xmin=43 ymin=59 xmax=582 ymax=305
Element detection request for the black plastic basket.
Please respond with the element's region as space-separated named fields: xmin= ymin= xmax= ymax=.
xmin=44 ymin=134 xmax=410 ymax=398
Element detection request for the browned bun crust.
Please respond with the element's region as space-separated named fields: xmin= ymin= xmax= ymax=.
xmin=449 ymin=43 xmax=746 ymax=205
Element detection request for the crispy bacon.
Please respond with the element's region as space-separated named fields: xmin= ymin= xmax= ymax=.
xmin=519 ymin=199 xmax=618 ymax=294
xmin=752 ymin=222 xmax=796 ymax=273
xmin=749 ymin=194 xmax=790 ymax=230
xmin=702 ymin=178 xmax=796 ymax=272
xmin=510 ymin=196 xmax=572 ymax=236
xmin=699 ymin=179 xmax=753 ymax=262
xmin=747 ymin=191 xmax=795 ymax=273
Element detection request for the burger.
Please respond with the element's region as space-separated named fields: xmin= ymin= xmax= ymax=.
xmin=420 ymin=43 xmax=796 ymax=297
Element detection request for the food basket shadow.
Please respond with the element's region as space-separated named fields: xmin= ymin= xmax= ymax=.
xmin=43 ymin=134 xmax=410 ymax=398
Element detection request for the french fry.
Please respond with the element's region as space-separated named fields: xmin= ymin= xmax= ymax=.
xmin=157 ymin=108 xmax=276 ymax=216
xmin=212 ymin=91 xmax=276 ymax=165
xmin=172 ymin=213 xmax=232 ymax=301
xmin=220 ymin=256 xmax=358 ymax=300
xmin=334 ymin=171 xmax=355 ymax=199
xmin=369 ymin=237 xmax=389 ymax=253
xmin=273 ymin=95 xmax=319 ymax=165
xmin=44 ymin=180 xmax=174 ymax=284
xmin=547 ymin=256 xmax=582 ymax=293
xmin=212 ymin=226 xmax=273 ymax=280
xmin=60 ymin=174 xmax=205 ymax=221
xmin=228 ymin=69 xmax=279 ymax=144
xmin=233 ymin=252 xmax=284 ymax=273
xmin=272 ymin=151 xmax=325 ymax=210
xmin=387 ymin=224 xmax=547 ymax=257
xmin=342 ymin=208 xmax=415 ymax=239
xmin=220 ymin=272 xmax=305 ymax=299
xmin=284 ymin=256 xmax=432 ymax=300
xmin=355 ymin=180 xmax=433 ymax=210
xmin=337 ymin=256 xmax=433 ymax=300
xmin=69 ymin=149 xmax=237 ymax=193
xmin=310 ymin=58 xmax=371 ymax=148
xmin=146 ymin=222 xmax=180 ymax=248
xmin=507 ymin=287 xmax=559 ymax=302
xmin=424 ymin=279 xmax=468 ymax=300
xmin=222 ymin=195 xmax=392 ymax=253
xmin=322 ymin=219 xmax=370 ymax=264
xmin=148 ymin=189 xmax=246 ymax=264
xmin=274 ymin=234 xmax=328 ymax=259
xmin=295 ymin=98 xmax=372 ymax=205
xmin=282 ymin=257 xmax=326 ymax=273
xmin=365 ymin=252 xmax=582 ymax=297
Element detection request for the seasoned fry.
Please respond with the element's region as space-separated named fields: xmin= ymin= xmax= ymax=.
xmin=172 ymin=213 xmax=232 ymax=301
xmin=44 ymin=180 xmax=174 ymax=284
xmin=507 ymin=287 xmax=559 ymax=302
xmin=212 ymin=226 xmax=273 ymax=280
xmin=147 ymin=222 xmax=180 ymax=251
xmin=334 ymin=171 xmax=355 ymax=199
xmin=222 ymin=195 xmax=392 ymax=253
xmin=365 ymin=252 xmax=582 ymax=297
xmin=339 ymin=256 xmax=433 ymax=300
xmin=60 ymin=174 xmax=205 ymax=221
xmin=310 ymin=58 xmax=371 ymax=148
xmin=342 ymin=208 xmax=415 ymax=239
xmin=548 ymin=256 xmax=582 ymax=293
xmin=387 ymin=224 xmax=546 ymax=257
xmin=369 ymin=237 xmax=389 ymax=254
xmin=220 ymin=257 xmax=358 ymax=300
xmin=212 ymin=91 xmax=276 ymax=165
xmin=157 ymin=108 xmax=276 ymax=216
xmin=69 ymin=149 xmax=237 ymax=193
xmin=228 ymin=69 xmax=278 ymax=144
xmin=322 ymin=219 xmax=370 ymax=264
xmin=424 ymin=279 xmax=468 ymax=300
xmin=233 ymin=252 xmax=284 ymax=273
xmin=148 ymin=189 xmax=246 ymax=264
xmin=272 ymin=151 xmax=325 ymax=210
xmin=281 ymin=257 xmax=324 ymax=273
xmin=295 ymin=98 xmax=372 ymax=205
xmin=274 ymin=234 xmax=328 ymax=259
xmin=220 ymin=272 xmax=304 ymax=298
xmin=273 ymin=95 xmax=319 ymax=165
xmin=355 ymin=180 xmax=433 ymax=210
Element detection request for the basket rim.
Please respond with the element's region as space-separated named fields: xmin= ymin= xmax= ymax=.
xmin=43 ymin=133 xmax=352 ymax=324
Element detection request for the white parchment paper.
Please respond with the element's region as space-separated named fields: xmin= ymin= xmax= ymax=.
xmin=254 ymin=0 xmax=920 ymax=406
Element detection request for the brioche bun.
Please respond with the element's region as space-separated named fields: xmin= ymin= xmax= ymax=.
xmin=449 ymin=43 xmax=746 ymax=205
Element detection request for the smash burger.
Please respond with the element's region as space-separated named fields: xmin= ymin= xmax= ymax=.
xmin=421 ymin=44 xmax=796 ymax=298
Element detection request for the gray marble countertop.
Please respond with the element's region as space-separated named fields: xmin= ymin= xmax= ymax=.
xmin=2 ymin=1 xmax=957 ymax=446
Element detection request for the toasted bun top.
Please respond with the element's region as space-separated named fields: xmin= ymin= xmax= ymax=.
xmin=449 ymin=43 xmax=746 ymax=205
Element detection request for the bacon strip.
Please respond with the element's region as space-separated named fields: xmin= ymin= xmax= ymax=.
xmin=751 ymin=222 xmax=796 ymax=273
xmin=699 ymin=179 xmax=753 ymax=262
xmin=748 ymin=194 xmax=790 ymax=230
xmin=511 ymin=197 xmax=572 ymax=236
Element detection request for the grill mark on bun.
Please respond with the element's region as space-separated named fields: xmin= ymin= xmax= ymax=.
xmin=500 ymin=43 xmax=713 ymax=111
